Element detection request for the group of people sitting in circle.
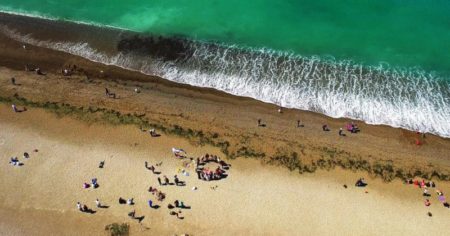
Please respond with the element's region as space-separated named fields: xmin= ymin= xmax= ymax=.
xmin=405 ymin=179 xmax=449 ymax=208
xmin=195 ymin=154 xmax=230 ymax=181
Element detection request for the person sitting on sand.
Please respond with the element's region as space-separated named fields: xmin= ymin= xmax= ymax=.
xmin=83 ymin=183 xmax=90 ymax=189
xmin=423 ymin=188 xmax=430 ymax=197
xmin=119 ymin=197 xmax=126 ymax=204
xmin=23 ymin=152 xmax=30 ymax=159
xmin=98 ymin=161 xmax=105 ymax=168
xmin=35 ymin=68 xmax=45 ymax=75
xmin=149 ymin=129 xmax=160 ymax=137
xmin=148 ymin=200 xmax=153 ymax=208
xmin=91 ymin=178 xmax=98 ymax=188
xmin=338 ymin=128 xmax=346 ymax=136
xmin=257 ymin=119 xmax=266 ymax=127
xmin=163 ymin=175 xmax=170 ymax=185
xmin=77 ymin=202 xmax=82 ymax=212
xmin=105 ymin=88 xmax=116 ymax=99
xmin=322 ymin=124 xmax=330 ymax=131
xmin=429 ymin=181 xmax=436 ymax=188
xmin=424 ymin=199 xmax=431 ymax=206
xmin=355 ymin=178 xmax=367 ymax=187
xmin=297 ymin=119 xmax=304 ymax=128
xmin=174 ymin=175 xmax=181 ymax=186
xmin=128 ymin=210 xmax=136 ymax=219
xmin=156 ymin=177 xmax=162 ymax=185
xmin=127 ymin=198 xmax=134 ymax=205
xmin=9 ymin=157 xmax=19 ymax=165
xmin=95 ymin=199 xmax=101 ymax=208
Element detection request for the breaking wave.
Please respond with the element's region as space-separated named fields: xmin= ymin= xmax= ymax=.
xmin=1 ymin=25 xmax=449 ymax=138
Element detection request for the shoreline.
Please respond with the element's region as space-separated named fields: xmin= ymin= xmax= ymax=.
xmin=0 ymin=16 xmax=450 ymax=182
xmin=1 ymin=12 xmax=449 ymax=138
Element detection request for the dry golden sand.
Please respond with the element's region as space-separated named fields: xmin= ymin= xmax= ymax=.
xmin=1 ymin=104 xmax=449 ymax=235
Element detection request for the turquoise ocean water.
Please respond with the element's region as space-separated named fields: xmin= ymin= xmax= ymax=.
xmin=0 ymin=0 xmax=449 ymax=137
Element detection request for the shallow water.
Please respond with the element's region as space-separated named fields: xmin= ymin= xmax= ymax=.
xmin=0 ymin=1 xmax=449 ymax=137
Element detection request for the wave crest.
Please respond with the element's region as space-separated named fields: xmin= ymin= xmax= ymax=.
xmin=2 ymin=25 xmax=449 ymax=137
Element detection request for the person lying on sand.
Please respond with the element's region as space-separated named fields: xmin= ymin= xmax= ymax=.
xmin=322 ymin=124 xmax=330 ymax=131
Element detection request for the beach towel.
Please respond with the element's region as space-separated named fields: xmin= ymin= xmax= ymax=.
xmin=172 ymin=148 xmax=186 ymax=154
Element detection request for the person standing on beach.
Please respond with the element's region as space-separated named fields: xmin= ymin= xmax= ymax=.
xmin=11 ymin=104 xmax=17 ymax=112
xmin=95 ymin=199 xmax=101 ymax=208
xmin=77 ymin=202 xmax=82 ymax=212
xmin=157 ymin=177 xmax=162 ymax=186
xmin=11 ymin=77 xmax=16 ymax=85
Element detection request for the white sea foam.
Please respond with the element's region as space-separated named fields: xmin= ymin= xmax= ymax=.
xmin=2 ymin=25 xmax=449 ymax=138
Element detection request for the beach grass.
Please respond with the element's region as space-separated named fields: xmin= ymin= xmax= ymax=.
xmin=105 ymin=223 xmax=129 ymax=236
xmin=2 ymin=94 xmax=449 ymax=182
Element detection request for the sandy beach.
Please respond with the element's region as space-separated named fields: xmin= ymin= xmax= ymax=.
xmin=1 ymin=105 xmax=449 ymax=235
xmin=0 ymin=12 xmax=450 ymax=235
